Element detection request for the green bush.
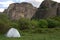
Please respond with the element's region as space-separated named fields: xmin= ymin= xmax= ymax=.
xmin=0 ymin=14 xmax=11 ymax=34
xmin=9 ymin=22 xmax=19 ymax=29
xmin=0 ymin=14 xmax=9 ymax=20
xmin=18 ymin=18 xmax=32 ymax=30
xmin=38 ymin=19 xmax=48 ymax=28
xmin=31 ymin=20 xmax=39 ymax=28
xmin=51 ymin=16 xmax=60 ymax=21
xmin=0 ymin=21 xmax=10 ymax=34
xmin=46 ymin=18 xmax=60 ymax=28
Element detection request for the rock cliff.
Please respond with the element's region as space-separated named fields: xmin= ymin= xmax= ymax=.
xmin=32 ymin=0 xmax=58 ymax=19
xmin=4 ymin=2 xmax=37 ymax=20
xmin=4 ymin=0 xmax=60 ymax=20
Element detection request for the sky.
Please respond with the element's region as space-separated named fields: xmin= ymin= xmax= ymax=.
xmin=0 ymin=0 xmax=60 ymax=12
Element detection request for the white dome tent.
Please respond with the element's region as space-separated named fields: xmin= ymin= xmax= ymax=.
xmin=6 ymin=28 xmax=21 ymax=37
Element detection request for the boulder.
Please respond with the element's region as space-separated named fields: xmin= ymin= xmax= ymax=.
xmin=6 ymin=28 xmax=21 ymax=37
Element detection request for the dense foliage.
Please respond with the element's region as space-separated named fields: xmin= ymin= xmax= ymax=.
xmin=38 ymin=19 xmax=48 ymax=28
xmin=0 ymin=14 xmax=60 ymax=34
xmin=0 ymin=14 xmax=11 ymax=34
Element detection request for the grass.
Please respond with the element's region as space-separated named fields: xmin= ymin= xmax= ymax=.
xmin=0 ymin=29 xmax=60 ymax=40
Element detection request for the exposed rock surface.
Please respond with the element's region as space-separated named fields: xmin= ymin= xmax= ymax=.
xmin=4 ymin=2 xmax=37 ymax=20
xmin=3 ymin=0 xmax=60 ymax=20
xmin=32 ymin=0 xmax=58 ymax=19
xmin=57 ymin=3 xmax=60 ymax=16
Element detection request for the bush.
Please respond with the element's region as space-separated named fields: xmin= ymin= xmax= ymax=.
xmin=0 ymin=14 xmax=9 ymax=20
xmin=0 ymin=14 xmax=11 ymax=34
xmin=31 ymin=20 xmax=39 ymax=28
xmin=46 ymin=18 xmax=60 ymax=28
xmin=0 ymin=21 xmax=10 ymax=34
xmin=9 ymin=22 xmax=19 ymax=29
xmin=18 ymin=18 xmax=32 ymax=30
xmin=38 ymin=19 xmax=48 ymax=28
xmin=51 ymin=16 xmax=60 ymax=21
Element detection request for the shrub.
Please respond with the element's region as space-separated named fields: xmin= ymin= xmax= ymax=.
xmin=38 ymin=19 xmax=48 ymax=28
xmin=0 ymin=14 xmax=9 ymax=20
xmin=0 ymin=14 xmax=10 ymax=34
xmin=51 ymin=16 xmax=60 ymax=21
xmin=9 ymin=22 xmax=19 ymax=29
xmin=0 ymin=21 xmax=10 ymax=34
xmin=31 ymin=20 xmax=39 ymax=28
xmin=46 ymin=18 xmax=60 ymax=28
xmin=18 ymin=18 xmax=32 ymax=30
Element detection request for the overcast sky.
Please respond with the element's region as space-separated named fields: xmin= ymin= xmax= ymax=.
xmin=0 ymin=0 xmax=60 ymax=12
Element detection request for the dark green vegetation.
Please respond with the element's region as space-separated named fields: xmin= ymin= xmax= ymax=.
xmin=0 ymin=14 xmax=60 ymax=33
xmin=0 ymin=14 xmax=60 ymax=40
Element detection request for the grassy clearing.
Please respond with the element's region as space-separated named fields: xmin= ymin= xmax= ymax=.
xmin=0 ymin=29 xmax=60 ymax=40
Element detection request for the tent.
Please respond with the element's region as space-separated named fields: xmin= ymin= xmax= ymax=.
xmin=6 ymin=28 xmax=21 ymax=37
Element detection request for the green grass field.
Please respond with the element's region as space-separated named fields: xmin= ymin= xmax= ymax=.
xmin=0 ymin=30 xmax=60 ymax=40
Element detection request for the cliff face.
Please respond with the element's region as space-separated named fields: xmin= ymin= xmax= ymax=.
xmin=3 ymin=0 xmax=60 ymax=20
xmin=32 ymin=0 xmax=58 ymax=19
xmin=4 ymin=2 xmax=37 ymax=20
xmin=57 ymin=3 xmax=60 ymax=16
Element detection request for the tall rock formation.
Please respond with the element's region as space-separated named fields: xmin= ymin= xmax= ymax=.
xmin=57 ymin=3 xmax=60 ymax=16
xmin=3 ymin=0 xmax=60 ymax=20
xmin=32 ymin=0 xmax=58 ymax=19
xmin=4 ymin=2 xmax=37 ymax=20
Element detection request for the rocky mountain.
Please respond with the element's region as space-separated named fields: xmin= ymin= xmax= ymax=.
xmin=3 ymin=0 xmax=60 ymax=20
xmin=4 ymin=2 xmax=37 ymax=20
xmin=32 ymin=0 xmax=58 ymax=19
